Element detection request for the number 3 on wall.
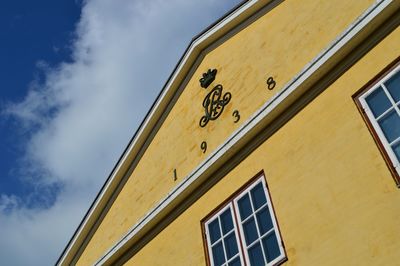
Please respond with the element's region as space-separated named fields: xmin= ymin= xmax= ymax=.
xmin=232 ymin=110 xmax=240 ymax=123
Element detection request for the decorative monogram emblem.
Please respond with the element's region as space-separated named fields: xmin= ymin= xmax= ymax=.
xmin=197 ymin=69 xmax=277 ymax=153
xmin=199 ymin=69 xmax=231 ymax=127
xmin=199 ymin=69 xmax=217 ymax=88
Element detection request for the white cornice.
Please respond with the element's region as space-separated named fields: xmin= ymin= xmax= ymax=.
xmin=57 ymin=1 xmax=273 ymax=265
xmin=57 ymin=0 xmax=399 ymax=265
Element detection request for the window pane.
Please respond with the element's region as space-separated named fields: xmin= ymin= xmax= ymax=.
xmin=250 ymin=183 xmax=267 ymax=210
xmin=243 ymin=217 xmax=258 ymax=246
xmin=248 ymin=242 xmax=265 ymax=266
xmin=204 ymin=177 xmax=284 ymax=266
xmin=212 ymin=241 xmax=225 ymax=266
xmin=256 ymin=207 xmax=273 ymax=235
xmin=228 ymin=257 xmax=241 ymax=266
xmin=262 ymin=232 xmax=281 ymax=263
xmin=385 ymin=71 xmax=400 ymax=102
xmin=365 ymin=87 xmax=391 ymax=117
xmin=238 ymin=194 xmax=252 ymax=220
xmin=220 ymin=209 xmax=234 ymax=234
xmin=209 ymin=219 xmax=221 ymax=244
xmin=224 ymin=232 xmax=239 ymax=259
xmin=378 ymin=110 xmax=400 ymax=143
xmin=393 ymin=142 xmax=400 ymax=161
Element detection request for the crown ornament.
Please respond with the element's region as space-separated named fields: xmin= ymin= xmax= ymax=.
xmin=199 ymin=69 xmax=217 ymax=88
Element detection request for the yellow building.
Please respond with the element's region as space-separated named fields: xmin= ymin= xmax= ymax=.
xmin=58 ymin=0 xmax=400 ymax=265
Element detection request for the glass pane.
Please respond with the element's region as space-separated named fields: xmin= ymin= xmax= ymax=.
xmin=220 ymin=208 xmax=234 ymax=234
xmin=209 ymin=219 xmax=221 ymax=244
xmin=262 ymin=232 xmax=281 ymax=263
xmin=250 ymin=183 xmax=267 ymax=210
xmin=365 ymin=87 xmax=391 ymax=117
xmin=238 ymin=194 xmax=252 ymax=220
xmin=248 ymin=242 xmax=265 ymax=266
xmin=256 ymin=207 xmax=273 ymax=235
xmin=243 ymin=217 xmax=258 ymax=246
xmin=385 ymin=71 xmax=400 ymax=102
xmin=228 ymin=257 xmax=241 ymax=266
xmin=378 ymin=110 xmax=400 ymax=143
xmin=393 ymin=142 xmax=400 ymax=161
xmin=224 ymin=232 xmax=239 ymax=259
xmin=212 ymin=241 xmax=225 ymax=266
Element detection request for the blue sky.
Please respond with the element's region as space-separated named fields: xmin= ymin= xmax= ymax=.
xmin=1 ymin=0 xmax=80 ymax=207
xmin=0 ymin=0 xmax=242 ymax=265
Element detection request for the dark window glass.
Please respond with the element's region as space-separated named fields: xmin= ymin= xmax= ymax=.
xmin=366 ymin=87 xmax=391 ymax=117
xmin=220 ymin=209 xmax=234 ymax=234
xmin=212 ymin=241 xmax=225 ymax=266
xmin=378 ymin=110 xmax=400 ymax=143
xmin=250 ymin=183 xmax=267 ymax=210
xmin=385 ymin=71 xmax=400 ymax=102
xmin=248 ymin=242 xmax=265 ymax=266
xmin=238 ymin=194 xmax=252 ymax=220
xmin=256 ymin=207 xmax=273 ymax=235
xmin=209 ymin=219 xmax=221 ymax=244
xmin=393 ymin=142 xmax=400 ymax=161
xmin=243 ymin=217 xmax=258 ymax=246
xmin=262 ymin=232 xmax=281 ymax=263
xmin=204 ymin=178 xmax=284 ymax=266
xmin=228 ymin=257 xmax=241 ymax=266
xmin=224 ymin=232 xmax=239 ymax=259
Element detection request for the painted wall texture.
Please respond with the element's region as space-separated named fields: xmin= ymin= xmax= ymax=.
xmin=123 ymin=24 xmax=400 ymax=265
xmin=73 ymin=0 xmax=400 ymax=264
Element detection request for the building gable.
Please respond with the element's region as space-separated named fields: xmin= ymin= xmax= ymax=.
xmin=58 ymin=0 xmax=400 ymax=265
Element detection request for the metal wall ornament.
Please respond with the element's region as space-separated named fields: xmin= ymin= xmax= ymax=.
xmin=199 ymin=85 xmax=231 ymax=127
xmin=197 ymin=70 xmax=277 ymax=153
xmin=199 ymin=69 xmax=232 ymax=128
xmin=199 ymin=69 xmax=217 ymax=88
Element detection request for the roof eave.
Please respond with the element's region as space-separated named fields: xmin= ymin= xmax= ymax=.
xmin=56 ymin=0 xmax=275 ymax=264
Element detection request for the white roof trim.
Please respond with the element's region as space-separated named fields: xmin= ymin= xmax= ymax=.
xmin=58 ymin=0 xmax=398 ymax=265
xmin=94 ymin=0 xmax=397 ymax=264
xmin=57 ymin=0 xmax=273 ymax=265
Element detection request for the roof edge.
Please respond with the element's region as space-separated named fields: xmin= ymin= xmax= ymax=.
xmin=56 ymin=0 xmax=275 ymax=264
xmin=94 ymin=0 xmax=400 ymax=264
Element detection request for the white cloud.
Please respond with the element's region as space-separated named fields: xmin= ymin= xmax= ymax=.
xmin=0 ymin=195 xmax=19 ymax=213
xmin=0 ymin=0 xmax=242 ymax=265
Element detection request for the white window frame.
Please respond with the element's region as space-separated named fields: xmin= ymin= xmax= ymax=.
xmin=204 ymin=204 xmax=246 ymax=266
xmin=203 ymin=174 xmax=286 ymax=266
xmin=358 ymin=63 xmax=400 ymax=181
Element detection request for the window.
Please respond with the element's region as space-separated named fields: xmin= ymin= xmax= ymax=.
xmin=202 ymin=174 xmax=286 ymax=266
xmin=355 ymin=61 xmax=400 ymax=186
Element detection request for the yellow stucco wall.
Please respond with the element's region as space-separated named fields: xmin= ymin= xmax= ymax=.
xmin=75 ymin=0 xmax=382 ymax=264
xmin=124 ymin=23 xmax=400 ymax=266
